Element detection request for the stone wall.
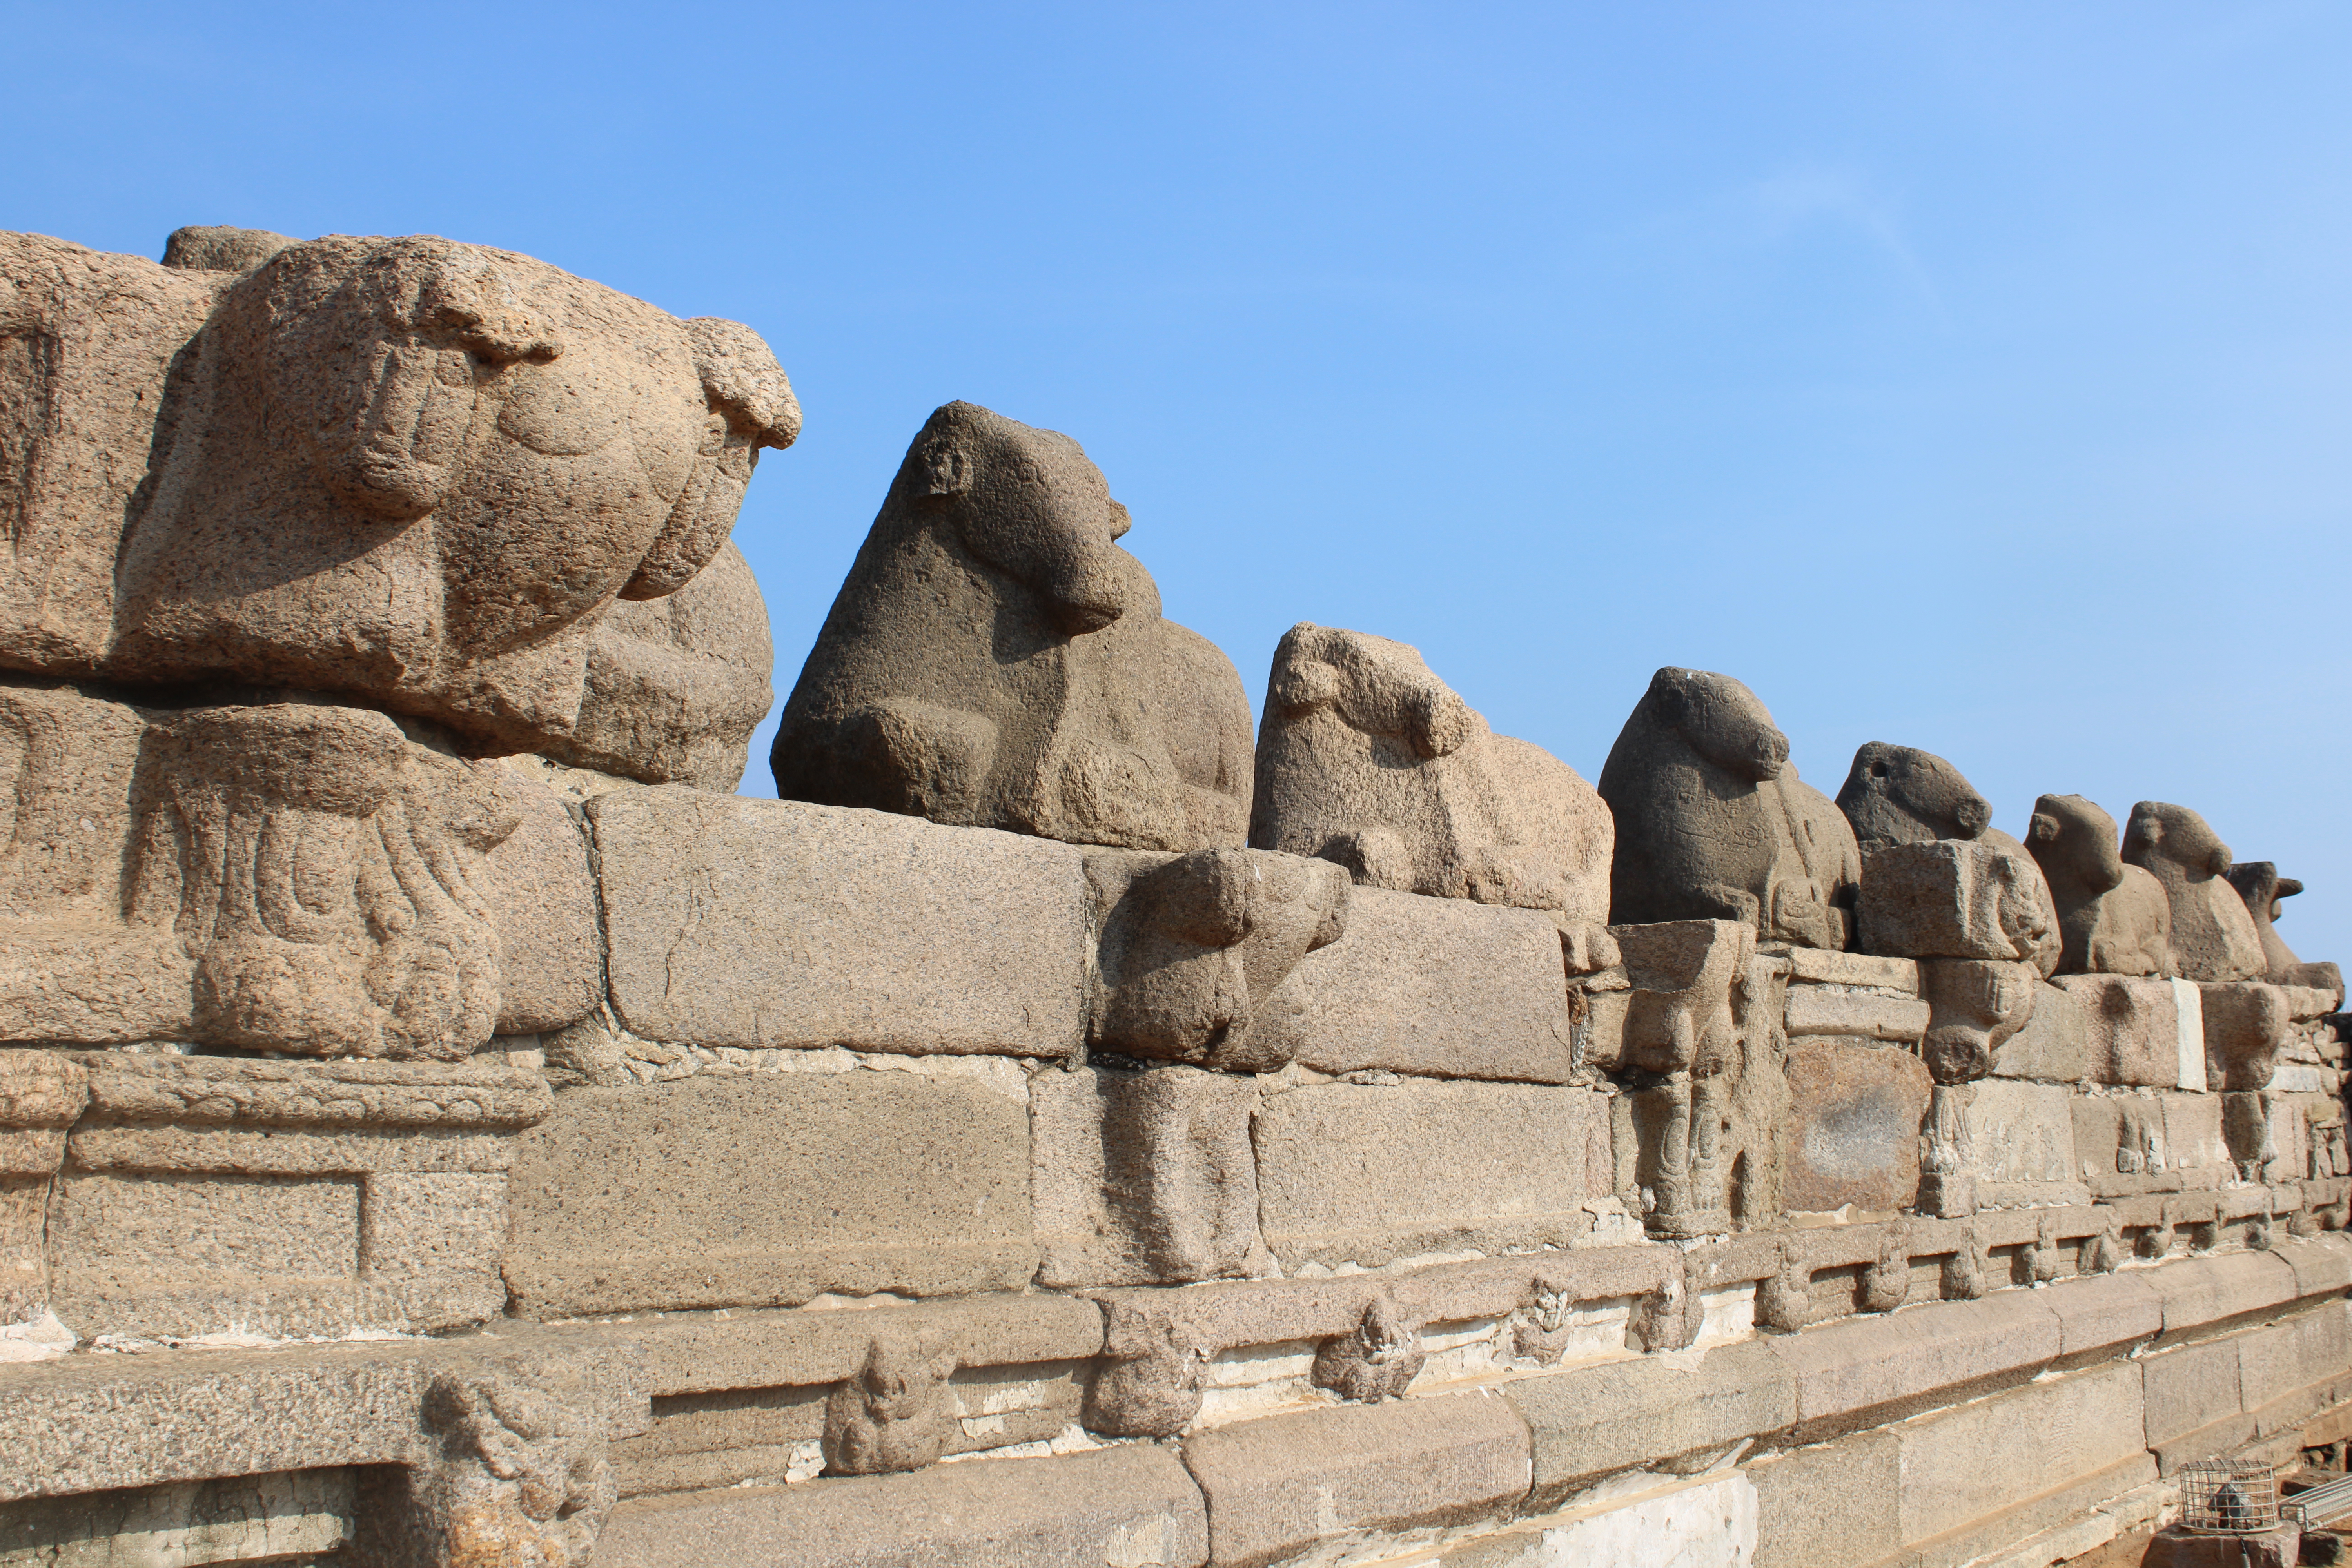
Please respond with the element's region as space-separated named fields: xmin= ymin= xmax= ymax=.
xmin=3 ymin=225 xmax=2348 ymax=1568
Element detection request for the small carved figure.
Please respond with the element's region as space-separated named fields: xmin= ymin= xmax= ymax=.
xmin=2225 ymin=861 xmax=2345 ymax=1002
xmin=2122 ymin=803 xmax=2266 ymax=982
xmin=1083 ymin=1319 xmax=1212 ymax=1438
xmin=822 ymin=1338 xmax=957 ymax=1476
xmin=2024 ymin=795 xmax=2173 ymax=977
xmin=1755 ymin=1241 xmax=1811 ymax=1333
xmin=2082 ymin=1217 xmax=2121 ymax=1275
xmin=2027 ymin=1215 xmax=2065 ymax=1285
xmin=1512 ymin=1281 xmax=1578 ymax=1366
xmin=1599 ymin=668 xmax=1856 ymax=949
xmin=1836 ymin=742 xmax=1991 ymax=854
xmin=775 ymin=401 xmax=1250 ymax=852
xmin=1859 ymin=1224 xmax=1910 ymax=1314
xmin=1251 ymin=623 xmax=1618 ymax=971
xmin=1628 ymin=1274 xmax=1698 ymax=1353
xmin=1311 ymin=1295 xmax=1425 ymax=1403
xmin=370 ymin=1364 xmax=619 ymax=1568
xmin=1942 ymin=1228 xmax=1987 ymax=1300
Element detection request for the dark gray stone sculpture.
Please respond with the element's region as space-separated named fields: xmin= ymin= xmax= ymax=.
xmin=772 ymin=402 xmax=1251 ymax=851
xmin=1835 ymin=742 xmax=1991 ymax=854
xmin=2226 ymin=861 xmax=2345 ymax=1001
xmin=1597 ymin=667 xmax=1856 ymax=949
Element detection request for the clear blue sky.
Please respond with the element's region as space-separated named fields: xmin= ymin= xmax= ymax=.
xmin=10 ymin=4 xmax=2349 ymax=960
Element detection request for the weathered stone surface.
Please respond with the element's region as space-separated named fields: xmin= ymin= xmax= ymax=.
xmin=1181 ymin=1394 xmax=1530 ymax=1568
xmin=597 ymin=1446 xmax=1209 ymax=1568
xmin=1253 ymin=885 xmax=1577 ymax=1083
xmin=90 ymin=236 xmax=797 ymax=760
xmin=557 ymin=1293 xmax=1105 ymax=1400
xmin=1962 ymin=1078 xmax=2078 ymax=1192
xmin=2227 ymin=860 xmax=2345 ymax=999
xmin=2124 ymin=802 xmax=2267 ymax=982
xmin=1919 ymin=957 xmax=2042 ymax=1085
xmin=1031 ymin=1063 xmax=1265 ymax=1288
xmin=1995 ymin=980 xmax=2090 ymax=1082
xmin=593 ymin=789 xmax=1087 ymax=1057
xmin=2027 ymin=794 xmax=2174 ymax=977
xmin=0 ymin=1336 xmax=644 ymax=1505
xmin=1767 ymin=1290 xmax=2062 ymax=1434
xmin=1439 ymin=1472 xmax=1759 ymax=1568
xmin=1783 ymin=984 xmax=1931 ymax=1042
xmin=0 ymin=1468 xmax=354 ymax=1566
xmin=543 ymin=539 xmax=776 ymax=790
xmin=1508 ymin=1339 xmax=1794 ymax=1504
xmin=503 ymin=1073 xmax=1036 ymax=1316
xmin=1250 ymin=622 xmax=1617 ymax=971
xmin=1599 ymin=668 xmax=1857 ymax=949
xmin=0 ymin=235 xmax=225 ymax=673
xmin=486 ymin=764 xmax=604 ymax=1035
xmin=2141 ymin=1336 xmax=2243 ymax=1445
xmin=1889 ymin=1362 xmax=2151 ymax=1550
xmin=32 ymin=1054 xmax=543 ymax=1339
xmin=2235 ymin=1303 xmax=2352 ymax=1412
xmin=775 ymin=401 xmax=1248 ymax=853
xmin=2044 ymin=1270 xmax=2163 ymax=1355
xmin=1780 ymin=1037 xmax=1929 ymax=1213
xmin=2071 ymin=1093 xmax=2173 ymax=1194
xmin=1857 ymin=837 xmax=2060 ymax=973
xmin=1785 ymin=947 xmax=1920 ymax=992
xmin=76 ymin=1051 xmax=552 ymax=1130
xmin=1086 ymin=846 xmax=1348 ymax=1073
xmin=1748 ymin=1427 xmax=1901 ymax=1568
xmin=2200 ymin=980 xmax=2289 ymax=1092
xmin=1250 ymin=1079 xmax=1612 ymax=1268
xmin=1835 ymin=741 xmax=1992 ymax=854
xmin=2143 ymin=1252 xmax=2298 ymax=1335
xmin=2051 ymin=973 xmax=2181 ymax=1086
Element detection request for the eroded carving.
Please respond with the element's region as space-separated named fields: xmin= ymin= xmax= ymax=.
xmin=2025 ymin=794 xmax=2173 ymax=976
xmin=821 ymin=1337 xmax=958 ymax=1476
xmin=2225 ymin=860 xmax=2345 ymax=1001
xmin=2123 ymin=802 xmax=2266 ymax=982
xmin=361 ymin=1362 xmax=621 ymax=1568
xmin=1084 ymin=1318 xmax=1212 ymax=1438
xmin=142 ymin=703 xmax=523 ymax=1060
xmin=1600 ymin=668 xmax=1856 ymax=949
xmin=1251 ymin=623 xmax=1618 ymax=971
xmin=775 ymin=401 xmax=1249 ymax=851
xmin=1614 ymin=919 xmax=1755 ymax=1237
xmin=1310 ymin=1294 xmax=1424 ymax=1403
xmin=1087 ymin=846 xmax=1348 ymax=1072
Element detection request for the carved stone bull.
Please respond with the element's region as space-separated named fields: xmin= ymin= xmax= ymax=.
xmin=1597 ymin=667 xmax=1856 ymax=949
xmin=2225 ymin=860 xmax=2345 ymax=1002
xmin=1835 ymin=741 xmax=1990 ymax=854
xmin=2024 ymin=794 xmax=2174 ymax=977
xmin=1250 ymin=623 xmax=1616 ymax=971
xmin=2122 ymin=802 xmax=2266 ymax=982
xmin=773 ymin=401 xmax=1250 ymax=852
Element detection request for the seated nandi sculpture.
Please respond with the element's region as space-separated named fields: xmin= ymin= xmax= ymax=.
xmin=772 ymin=402 xmax=1250 ymax=853
xmin=1249 ymin=623 xmax=1615 ymax=971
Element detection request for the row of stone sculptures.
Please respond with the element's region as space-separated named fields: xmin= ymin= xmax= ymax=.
xmin=1 ymin=224 xmax=2333 ymax=1114
xmin=766 ymin=396 xmax=2332 ymax=995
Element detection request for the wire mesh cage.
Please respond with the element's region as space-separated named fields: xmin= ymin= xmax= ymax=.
xmin=2180 ymin=1458 xmax=2281 ymax=1534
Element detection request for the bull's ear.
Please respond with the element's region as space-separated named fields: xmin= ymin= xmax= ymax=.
xmin=914 ymin=430 xmax=972 ymax=497
xmin=2028 ymin=813 xmax=2060 ymax=844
